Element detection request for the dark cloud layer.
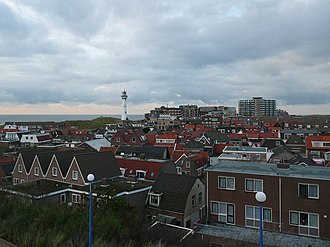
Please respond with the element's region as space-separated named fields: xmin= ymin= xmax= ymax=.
xmin=0 ymin=0 xmax=329 ymax=114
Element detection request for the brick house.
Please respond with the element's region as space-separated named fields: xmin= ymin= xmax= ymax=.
xmin=206 ymin=161 xmax=330 ymax=240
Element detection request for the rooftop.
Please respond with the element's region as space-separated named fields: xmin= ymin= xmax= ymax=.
xmin=207 ymin=161 xmax=330 ymax=181
xmin=196 ymin=223 xmax=330 ymax=247
xmin=224 ymin=146 xmax=269 ymax=153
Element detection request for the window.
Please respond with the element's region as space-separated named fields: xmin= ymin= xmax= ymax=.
xmin=186 ymin=161 xmax=190 ymax=168
xmin=116 ymin=137 xmax=120 ymax=142
xmin=192 ymin=195 xmax=196 ymax=207
xmin=34 ymin=167 xmax=39 ymax=176
xmin=245 ymin=178 xmax=263 ymax=192
xmin=289 ymin=211 xmax=319 ymax=237
xmin=198 ymin=192 xmax=202 ymax=203
xmin=120 ymin=168 xmax=126 ymax=176
xmin=218 ymin=176 xmax=235 ymax=190
xmin=211 ymin=201 xmax=235 ymax=224
xmin=132 ymin=137 xmax=136 ymax=143
xmin=245 ymin=205 xmax=272 ymax=228
xmin=149 ymin=193 xmax=161 ymax=207
xmin=21 ymin=179 xmax=25 ymax=183
xmin=72 ymin=194 xmax=81 ymax=204
xmin=72 ymin=170 xmax=78 ymax=180
xmin=13 ymin=178 xmax=19 ymax=185
xmin=298 ymin=183 xmax=319 ymax=199
xmin=136 ymin=170 xmax=146 ymax=179
xmin=18 ymin=164 xmax=23 ymax=173
xmin=60 ymin=193 xmax=66 ymax=204
xmin=52 ymin=167 xmax=58 ymax=177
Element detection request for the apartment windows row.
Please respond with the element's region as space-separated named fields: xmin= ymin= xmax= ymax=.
xmin=218 ymin=176 xmax=263 ymax=192
xmin=210 ymin=201 xmax=319 ymax=237
xmin=218 ymin=176 xmax=319 ymax=199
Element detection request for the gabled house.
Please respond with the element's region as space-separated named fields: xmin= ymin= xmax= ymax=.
xmin=199 ymin=131 xmax=229 ymax=153
xmin=76 ymin=138 xmax=112 ymax=152
xmin=115 ymin=146 xmax=170 ymax=160
xmin=146 ymin=173 xmax=206 ymax=228
xmin=175 ymin=152 xmax=209 ymax=177
xmin=286 ymin=135 xmax=306 ymax=157
xmin=116 ymin=157 xmax=176 ymax=180
xmin=260 ymin=138 xmax=285 ymax=150
xmin=12 ymin=150 xmax=121 ymax=186
xmin=268 ymin=146 xmax=296 ymax=164
xmin=20 ymin=133 xmax=52 ymax=147
xmin=306 ymin=136 xmax=330 ymax=160
xmin=111 ymin=129 xmax=148 ymax=147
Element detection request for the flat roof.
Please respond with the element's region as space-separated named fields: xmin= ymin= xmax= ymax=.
xmin=206 ymin=161 xmax=330 ymax=181
xmin=224 ymin=146 xmax=268 ymax=153
xmin=196 ymin=223 xmax=330 ymax=247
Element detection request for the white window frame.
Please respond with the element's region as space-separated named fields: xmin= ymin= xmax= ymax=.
xmin=149 ymin=193 xmax=161 ymax=207
xmin=289 ymin=210 xmax=319 ymax=237
xmin=136 ymin=170 xmax=146 ymax=180
xmin=34 ymin=167 xmax=39 ymax=176
xmin=72 ymin=194 xmax=81 ymax=204
xmin=120 ymin=168 xmax=126 ymax=176
xmin=210 ymin=201 xmax=235 ymax=225
xmin=186 ymin=161 xmax=190 ymax=168
xmin=52 ymin=167 xmax=58 ymax=177
xmin=21 ymin=179 xmax=25 ymax=183
xmin=245 ymin=205 xmax=272 ymax=228
xmin=198 ymin=192 xmax=202 ymax=203
xmin=13 ymin=178 xmax=19 ymax=185
xmin=245 ymin=178 xmax=263 ymax=192
xmin=18 ymin=164 xmax=23 ymax=173
xmin=218 ymin=176 xmax=235 ymax=190
xmin=72 ymin=170 xmax=78 ymax=181
xmin=298 ymin=183 xmax=319 ymax=199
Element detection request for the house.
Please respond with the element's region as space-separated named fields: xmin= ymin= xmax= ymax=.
xmin=20 ymin=133 xmax=52 ymax=147
xmin=268 ymin=146 xmax=296 ymax=164
xmin=111 ymin=129 xmax=148 ymax=147
xmin=115 ymin=146 xmax=171 ymax=160
xmin=199 ymin=131 xmax=229 ymax=154
xmin=285 ymin=135 xmax=306 ymax=157
xmin=175 ymin=151 xmax=209 ymax=176
xmin=116 ymin=157 xmax=176 ymax=180
xmin=206 ymin=161 xmax=330 ymax=240
xmin=76 ymin=138 xmax=112 ymax=152
xmin=146 ymin=173 xmax=206 ymax=228
xmin=260 ymin=138 xmax=285 ymax=150
xmin=306 ymin=135 xmax=330 ymax=160
xmin=280 ymin=129 xmax=318 ymax=141
xmin=11 ymin=150 xmax=121 ymax=186
xmin=219 ymin=146 xmax=273 ymax=162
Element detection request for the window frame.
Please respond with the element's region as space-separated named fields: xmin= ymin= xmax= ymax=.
xmin=245 ymin=178 xmax=263 ymax=192
xmin=34 ymin=167 xmax=39 ymax=176
xmin=289 ymin=210 xmax=319 ymax=237
xmin=210 ymin=201 xmax=235 ymax=225
xmin=298 ymin=183 xmax=319 ymax=199
xmin=72 ymin=170 xmax=78 ymax=181
xmin=245 ymin=205 xmax=272 ymax=228
xmin=218 ymin=176 xmax=235 ymax=190
xmin=72 ymin=194 xmax=81 ymax=204
xmin=18 ymin=164 xmax=23 ymax=173
xmin=52 ymin=167 xmax=58 ymax=177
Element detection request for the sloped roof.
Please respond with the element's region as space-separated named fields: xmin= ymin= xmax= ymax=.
xmin=261 ymin=139 xmax=285 ymax=150
xmin=116 ymin=145 xmax=169 ymax=160
xmin=75 ymin=151 xmax=121 ymax=182
xmin=286 ymin=135 xmax=305 ymax=145
xmin=151 ymin=173 xmax=198 ymax=213
xmin=117 ymin=158 xmax=165 ymax=180
xmin=36 ymin=152 xmax=55 ymax=174
xmin=204 ymin=131 xmax=229 ymax=144
xmin=287 ymin=156 xmax=315 ymax=166
xmin=19 ymin=149 xmax=57 ymax=172
xmin=80 ymin=138 xmax=112 ymax=151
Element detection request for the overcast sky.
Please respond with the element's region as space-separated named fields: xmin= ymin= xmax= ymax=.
xmin=0 ymin=0 xmax=329 ymax=115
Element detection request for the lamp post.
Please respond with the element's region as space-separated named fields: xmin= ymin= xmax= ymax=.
xmin=255 ymin=192 xmax=267 ymax=247
xmin=87 ymin=174 xmax=95 ymax=247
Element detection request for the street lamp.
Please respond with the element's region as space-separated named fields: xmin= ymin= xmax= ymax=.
xmin=255 ymin=192 xmax=267 ymax=247
xmin=87 ymin=174 xmax=95 ymax=247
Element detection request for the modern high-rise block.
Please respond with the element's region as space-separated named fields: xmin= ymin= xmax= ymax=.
xmin=238 ymin=97 xmax=276 ymax=117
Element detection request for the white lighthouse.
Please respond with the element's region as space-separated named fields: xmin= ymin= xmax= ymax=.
xmin=121 ymin=90 xmax=128 ymax=121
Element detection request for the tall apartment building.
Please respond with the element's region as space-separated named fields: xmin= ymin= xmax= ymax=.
xmin=239 ymin=97 xmax=276 ymax=117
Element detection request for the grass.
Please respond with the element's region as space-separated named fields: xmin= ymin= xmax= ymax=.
xmin=62 ymin=116 xmax=121 ymax=130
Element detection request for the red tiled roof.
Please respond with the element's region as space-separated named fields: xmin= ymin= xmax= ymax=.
xmin=190 ymin=151 xmax=208 ymax=169
xmin=36 ymin=134 xmax=52 ymax=142
xmin=99 ymin=146 xmax=117 ymax=153
xmin=172 ymin=150 xmax=190 ymax=162
xmin=260 ymin=132 xmax=279 ymax=139
xmin=306 ymin=136 xmax=330 ymax=150
xmin=116 ymin=158 xmax=163 ymax=180
xmin=213 ymin=143 xmax=230 ymax=155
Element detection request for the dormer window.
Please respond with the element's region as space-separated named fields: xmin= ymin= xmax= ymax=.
xmin=120 ymin=168 xmax=126 ymax=176
xmin=34 ymin=167 xmax=39 ymax=176
xmin=72 ymin=170 xmax=78 ymax=180
xmin=52 ymin=167 xmax=58 ymax=177
xmin=148 ymin=192 xmax=162 ymax=207
xmin=136 ymin=170 xmax=146 ymax=180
